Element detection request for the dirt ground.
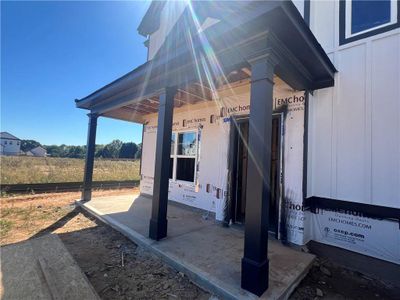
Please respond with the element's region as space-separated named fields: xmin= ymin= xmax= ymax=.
xmin=0 ymin=189 xmax=210 ymax=299
xmin=60 ymin=211 xmax=210 ymax=300
xmin=290 ymin=258 xmax=399 ymax=300
xmin=1 ymin=190 xmax=399 ymax=300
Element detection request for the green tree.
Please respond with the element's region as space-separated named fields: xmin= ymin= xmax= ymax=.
xmin=95 ymin=144 xmax=105 ymax=158
xmin=45 ymin=144 xmax=65 ymax=157
xmin=134 ymin=143 xmax=142 ymax=159
xmin=66 ymin=145 xmax=86 ymax=158
xmin=100 ymin=140 xmax=123 ymax=158
xmin=119 ymin=142 xmax=138 ymax=159
xmin=21 ymin=140 xmax=41 ymax=152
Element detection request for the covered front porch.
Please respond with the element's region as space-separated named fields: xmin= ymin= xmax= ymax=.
xmin=77 ymin=194 xmax=315 ymax=300
xmin=75 ymin=1 xmax=336 ymax=297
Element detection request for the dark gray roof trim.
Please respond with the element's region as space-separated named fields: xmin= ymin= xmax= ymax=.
xmin=76 ymin=1 xmax=337 ymax=113
xmin=75 ymin=61 xmax=150 ymax=108
xmin=137 ymin=1 xmax=243 ymax=37
xmin=137 ymin=1 xmax=166 ymax=37
xmin=281 ymin=1 xmax=337 ymax=75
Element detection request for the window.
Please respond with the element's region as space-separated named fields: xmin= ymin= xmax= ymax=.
xmin=169 ymin=134 xmax=176 ymax=179
xmin=340 ymin=0 xmax=399 ymax=45
xmin=351 ymin=0 xmax=391 ymax=34
xmin=170 ymin=131 xmax=197 ymax=183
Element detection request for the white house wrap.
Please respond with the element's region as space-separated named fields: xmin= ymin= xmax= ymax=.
xmin=76 ymin=1 xmax=400 ymax=281
xmin=140 ymin=78 xmax=400 ymax=264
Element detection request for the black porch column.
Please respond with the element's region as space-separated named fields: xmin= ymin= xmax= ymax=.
xmin=82 ymin=113 xmax=98 ymax=201
xmin=149 ymin=87 xmax=176 ymax=240
xmin=241 ymin=55 xmax=277 ymax=296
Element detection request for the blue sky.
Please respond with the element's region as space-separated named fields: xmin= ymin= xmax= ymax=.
xmin=1 ymin=1 xmax=150 ymax=145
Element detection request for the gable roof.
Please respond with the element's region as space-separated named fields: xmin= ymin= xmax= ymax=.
xmin=31 ymin=146 xmax=46 ymax=152
xmin=137 ymin=1 xmax=246 ymax=37
xmin=137 ymin=1 xmax=166 ymax=37
xmin=77 ymin=1 xmax=336 ymax=121
xmin=0 ymin=132 xmax=20 ymax=140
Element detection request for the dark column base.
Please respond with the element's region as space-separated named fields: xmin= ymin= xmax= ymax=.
xmin=222 ymin=221 xmax=230 ymax=228
xmin=241 ymin=257 xmax=269 ymax=296
xmin=149 ymin=218 xmax=168 ymax=240
xmin=82 ymin=188 xmax=92 ymax=202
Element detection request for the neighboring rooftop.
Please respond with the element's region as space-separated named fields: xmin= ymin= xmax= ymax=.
xmin=0 ymin=132 xmax=20 ymax=140
xmin=31 ymin=146 xmax=46 ymax=151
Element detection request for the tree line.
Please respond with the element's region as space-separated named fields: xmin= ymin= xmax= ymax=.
xmin=21 ymin=139 xmax=142 ymax=159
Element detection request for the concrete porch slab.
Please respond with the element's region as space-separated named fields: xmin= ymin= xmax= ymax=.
xmin=76 ymin=195 xmax=314 ymax=300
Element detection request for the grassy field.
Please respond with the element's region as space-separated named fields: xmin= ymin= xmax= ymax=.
xmin=1 ymin=156 xmax=140 ymax=184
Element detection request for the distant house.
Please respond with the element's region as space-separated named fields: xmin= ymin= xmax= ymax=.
xmin=28 ymin=146 xmax=47 ymax=157
xmin=0 ymin=132 xmax=22 ymax=156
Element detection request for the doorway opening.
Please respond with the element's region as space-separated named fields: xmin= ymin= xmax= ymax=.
xmin=229 ymin=114 xmax=283 ymax=236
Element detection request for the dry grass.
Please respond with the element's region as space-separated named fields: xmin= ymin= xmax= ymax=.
xmin=0 ymin=188 xmax=138 ymax=245
xmin=1 ymin=156 xmax=140 ymax=184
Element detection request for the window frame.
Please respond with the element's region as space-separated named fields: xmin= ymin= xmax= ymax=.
xmin=170 ymin=129 xmax=198 ymax=184
xmin=339 ymin=0 xmax=400 ymax=45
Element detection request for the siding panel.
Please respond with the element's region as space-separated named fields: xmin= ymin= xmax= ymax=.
xmin=370 ymin=34 xmax=400 ymax=207
xmin=336 ymin=45 xmax=367 ymax=202
xmin=310 ymin=88 xmax=333 ymax=197
xmin=310 ymin=0 xmax=335 ymax=53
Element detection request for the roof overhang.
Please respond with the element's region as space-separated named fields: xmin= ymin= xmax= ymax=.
xmin=76 ymin=1 xmax=336 ymax=121
xmin=137 ymin=1 xmax=166 ymax=37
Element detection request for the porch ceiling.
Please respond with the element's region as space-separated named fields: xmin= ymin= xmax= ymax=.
xmin=76 ymin=1 xmax=336 ymax=123
xmin=99 ymin=68 xmax=251 ymax=123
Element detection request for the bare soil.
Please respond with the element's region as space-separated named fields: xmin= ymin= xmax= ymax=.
xmin=59 ymin=211 xmax=209 ymax=300
xmin=1 ymin=189 xmax=136 ymax=244
xmin=1 ymin=189 xmax=210 ymax=299
xmin=1 ymin=190 xmax=398 ymax=300
xmin=290 ymin=258 xmax=399 ymax=300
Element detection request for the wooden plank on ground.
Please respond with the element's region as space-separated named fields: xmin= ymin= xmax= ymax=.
xmin=0 ymin=234 xmax=99 ymax=300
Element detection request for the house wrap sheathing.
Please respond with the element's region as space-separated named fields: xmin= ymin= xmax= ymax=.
xmin=140 ymin=80 xmax=400 ymax=265
xmin=76 ymin=1 xmax=400 ymax=273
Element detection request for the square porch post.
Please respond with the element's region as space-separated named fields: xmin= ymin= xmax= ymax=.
xmin=149 ymin=87 xmax=177 ymax=240
xmin=241 ymin=55 xmax=277 ymax=296
xmin=82 ymin=113 xmax=98 ymax=201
